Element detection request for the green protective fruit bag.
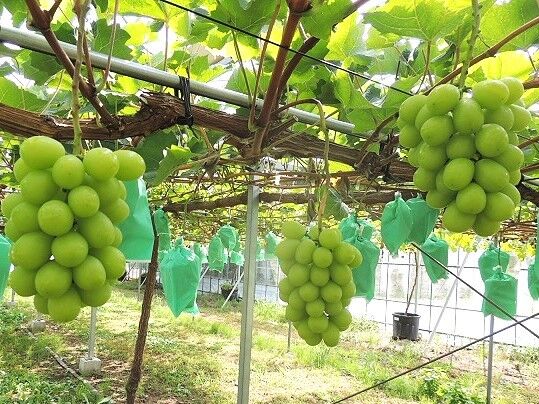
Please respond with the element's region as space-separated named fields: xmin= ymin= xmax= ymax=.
xmin=420 ymin=235 xmax=449 ymax=283
xmin=208 ymin=235 xmax=226 ymax=272
xmin=478 ymin=244 xmax=510 ymax=282
xmin=160 ymin=239 xmax=201 ymax=316
xmin=339 ymin=214 xmax=374 ymax=242
xmin=154 ymin=208 xmax=172 ymax=262
xmin=381 ymin=194 xmax=413 ymax=255
xmin=217 ymin=224 xmax=238 ymax=250
xmin=528 ymin=262 xmax=539 ymax=300
xmin=192 ymin=242 xmax=208 ymax=265
xmin=118 ymin=179 xmax=154 ymax=261
xmin=406 ymin=196 xmax=439 ymax=245
xmin=350 ymin=237 xmax=380 ymax=301
xmin=0 ymin=235 xmax=11 ymax=298
xmin=230 ymin=250 xmax=244 ymax=266
xmin=482 ymin=267 xmax=517 ymax=320
xmin=265 ymin=232 xmax=280 ymax=258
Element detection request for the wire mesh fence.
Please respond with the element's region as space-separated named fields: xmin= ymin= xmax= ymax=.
xmin=196 ymin=249 xmax=539 ymax=347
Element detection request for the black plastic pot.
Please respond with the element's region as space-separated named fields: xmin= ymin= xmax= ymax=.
xmin=221 ymin=286 xmax=238 ymax=301
xmin=392 ymin=312 xmax=420 ymax=341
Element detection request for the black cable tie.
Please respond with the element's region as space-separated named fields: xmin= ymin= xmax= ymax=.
xmin=174 ymin=76 xmax=194 ymax=127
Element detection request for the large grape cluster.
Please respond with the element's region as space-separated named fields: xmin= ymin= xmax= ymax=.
xmin=398 ymin=78 xmax=532 ymax=236
xmin=276 ymin=221 xmax=362 ymax=347
xmin=2 ymin=136 xmax=145 ymax=322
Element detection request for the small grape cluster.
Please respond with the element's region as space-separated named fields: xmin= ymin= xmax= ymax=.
xmin=2 ymin=136 xmax=145 ymax=322
xmin=276 ymin=221 xmax=362 ymax=347
xmin=398 ymin=78 xmax=532 ymax=236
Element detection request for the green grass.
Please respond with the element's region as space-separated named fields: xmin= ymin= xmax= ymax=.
xmin=1 ymin=288 xmax=538 ymax=403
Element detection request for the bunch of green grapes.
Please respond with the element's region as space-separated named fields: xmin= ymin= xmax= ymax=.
xmin=275 ymin=221 xmax=362 ymax=347
xmin=2 ymin=136 xmax=145 ymax=322
xmin=398 ymin=78 xmax=532 ymax=236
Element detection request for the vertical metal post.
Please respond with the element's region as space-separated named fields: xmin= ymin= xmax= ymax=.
xmin=10 ymin=289 xmax=15 ymax=304
xmin=427 ymin=252 xmax=470 ymax=345
xmin=237 ymin=184 xmax=259 ymax=404
xmin=486 ymin=315 xmax=495 ymax=403
xmin=88 ymin=307 xmax=98 ymax=359
xmin=414 ymin=250 xmax=420 ymax=314
xmin=287 ymin=321 xmax=292 ymax=352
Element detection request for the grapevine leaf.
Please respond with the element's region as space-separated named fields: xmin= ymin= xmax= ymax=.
xmin=211 ymin=0 xmax=279 ymax=34
xmin=148 ymin=145 xmax=194 ymax=186
xmin=302 ymin=0 xmax=352 ymax=40
xmin=92 ymin=19 xmax=132 ymax=59
xmin=0 ymin=78 xmax=47 ymax=111
xmin=136 ymin=131 xmax=179 ymax=172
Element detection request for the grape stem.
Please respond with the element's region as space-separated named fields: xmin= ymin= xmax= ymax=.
xmin=72 ymin=0 xmax=90 ymax=157
xmin=457 ymin=0 xmax=481 ymax=91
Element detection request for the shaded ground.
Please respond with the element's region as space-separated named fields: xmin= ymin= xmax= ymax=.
xmin=1 ymin=283 xmax=538 ymax=403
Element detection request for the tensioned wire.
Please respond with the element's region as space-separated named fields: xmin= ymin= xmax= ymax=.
xmin=158 ymin=0 xmax=413 ymax=96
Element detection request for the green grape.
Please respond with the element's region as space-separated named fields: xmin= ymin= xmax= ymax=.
xmin=9 ymin=266 xmax=37 ymax=297
xmin=305 ymin=299 xmax=325 ymax=317
xmin=312 ymin=247 xmax=333 ymax=270
xmin=407 ymin=145 xmax=422 ymax=167
xmin=442 ymin=159 xmax=475 ymax=191
xmin=483 ymin=192 xmax=515 ymax=221
xmin=418 ymin=143 xmax=447 ymax=171
xmin=322 ymin=323 xmax=340 ymax=347
xmin=13 ymin=158 xmax=32 ymax=182
xmin=325 ymin=301 xmax=343 ymax=316
xmin=399 ymin=125 xmax=422 ymax=148
xmin=52 ymin=155 xmax=85 ymax=189
xmin=118 ymin=181 xmax=127 ymax=200
xmin=68 ymin=185 xmax=100 ymax=218
xmin=472 ymin=80 xmax=509 ymax=109
xmin=10 ymin=232 xmax=52 ymax=271
xmin=420 ymin=115 xmax=454 ymax=146
xmin=278 ymin=278 xmax=294 ymax=302
xmin=413 ymin=167 xmax=437 ymax=192
xmin=452 ymin=98 xmax=484 ymax=135
xmin=91 ymin=246 xmax=126 ymax=280
xmin=78 ymin=212 xmax=115 ymax=248
xmin=20 ymin=136 xmax=65 ymax=170
xmin=294 ymin=238 xmax=317 ymax=265
xmin=474 ymin=159 xmax=509 ymax=192
xmin=34 ymin=294 xmax=49 ymax=315
xmin=500 ymin=77 xmax=524 ymax=104
xmin=308 ymin=315 xmax=329 ymax=333
xmin=83 ymin=147 xmax=119 ymax=181
xmin=510 ymin=105 xmax=531 ymax=132
xmin=399 ymin=94 xmax=427 ymax=124
xmin=288 ymin=289 xmax=305 ymax=310
xmin=37 ymin=200 xmax=74 ymax=236
xmin=475 ymin=124 xmax=509 ymax=158
xmin=285 ymin=305 xmax=307 ymax=322
xmin=341 ymin=281 xmax=356 ymax=299
xmin=298 ymin=282 xmax=320 ymax=302
xmin=329 ymin=263 xmax=352 ymax=286
xmin=446 ymin=134 xmax=476 ymax=159
xmin=473 ymin=214 xmax=501 ymax=237
xmin=330 ymin=308 xmax=352 ymax=331
xmin=112 ymin=226 xmax=123 ymax=247
xmin=320 ymin=281 xmax=342 ymax=303
xmin=100 ymin=198 xmax=130 ymax=224
xmin=493 ymin=145 xmax=524 ymax=171
xmin=415 ymin=105 xmax=435 ymax=129
xmin=484 ymin=106 xmax=514 ymax=131
xmin=501 ymin=183 xmax=521 ymax=206
xmin=281 ymin=220 xmax=306 ymax=240
xmin=52 ymin=231 xmax=88 ymax=267
xmin=310 ymin=266 xmax=330 ymax=286
xmin=442 ymin=202 xmax=476 ymax=233
xmin=508 ymin=169 xmax=521 ymax=185
xmin=4 ymin=220 xmax=23 ymax=242
xmin=275 ymin=238 xmax=300 ymax=261
xmin=34 ymin=261 xmax=72 ymax=298
xmin=85 ymin=176 xmax=121 ymax=206
xmin=426 ymin=190 xmax=455 ymax=209
xmin=318 ymin=228 xmax=342 ymax=250
xmin=287 ymin=263 xmax=310 ymax=287
xmin=455 ymin=183 xmax=486 ymax=214
xmin=114 ymin=150 xmax=146 ymax=180
xmin=21 ymin=170 xmax=58 ymax=205
xmin=507 ymin=131 xmax=519 ymax=146
xmin=426 ymin=83 xmax=460 ymax=115
xmin=73 ymin=256 xmax=107 ymax=290
xmin=349 ymin=248 xmax=363 ymax=268
xmin=78 ymin=283 xmax=112 ymax=307
xmin=47 ymin=287 xmax=81 ymax=323
xmin=333 ymin=242 xmax=356 ymax=265
xmin=10 ymin=201 xmax=39 ymax=234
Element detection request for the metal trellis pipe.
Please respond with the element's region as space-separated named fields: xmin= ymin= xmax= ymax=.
xmin=0 ymin=25 xmax=359 ymax=137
